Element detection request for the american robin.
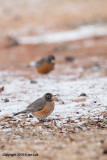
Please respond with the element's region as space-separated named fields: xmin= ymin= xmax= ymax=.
xmin=36 ymin=55 xmax=55 ymax=74
xmin=14 ymin=93 xmax=55 ymax=120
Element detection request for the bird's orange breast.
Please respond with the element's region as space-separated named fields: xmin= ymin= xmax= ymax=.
xmin=37 ymin=62 xmax=54 ymax=74
xmin=34 ymin=101 xmax=55 ymax=119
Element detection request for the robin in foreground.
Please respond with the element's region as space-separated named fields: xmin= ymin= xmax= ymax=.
xmin=36 ymin=55 xmax=55 ymax=74
xmin=14 ymin=93 xmax=55 ymax=120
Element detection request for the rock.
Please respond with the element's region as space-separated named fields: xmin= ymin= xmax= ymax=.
xmin=79 ymin=93 xmax=87 ymax=96
xmin=0 ymin=86 xmax=4 ymax=92
xmin=103 ymin=149 xmax=107 ymax=154
xmin=30 ymin=80 xmax=37 ymax=84
xmin=81 ymin=103 xmax=85 ymax=107
xmin=94 ymin=101 xmax=97 ymax=103
xmin=28 ymin=114 xmax=34 ymax=118
xmin=4 ymin=98 xmax=9 ymax=102
xmin=61 ymin=101 xmax=65 ymax=104
xmin=103 ymin=145 xmax=107 ymax=154
xmin=76 ymin=112 xmax=79 ymax=114
xmin=65 ymin=56 xmax=74 ymax=62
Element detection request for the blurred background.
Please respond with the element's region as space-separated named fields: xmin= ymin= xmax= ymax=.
xmin=0 ymin=0 xmax=107 ymax=68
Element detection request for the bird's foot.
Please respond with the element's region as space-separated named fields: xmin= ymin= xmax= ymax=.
xmin=38 ymin=119 xmax=46 ymax=122
xmin=38 ymin=119 xmax=52 ymax=122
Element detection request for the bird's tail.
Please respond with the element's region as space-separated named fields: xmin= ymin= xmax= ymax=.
xmin=14 ymin=111 xmax=26 ymax=116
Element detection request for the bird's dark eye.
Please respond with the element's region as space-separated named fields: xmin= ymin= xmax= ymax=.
xmin=47 ymin=96 xmax=51 ymax=99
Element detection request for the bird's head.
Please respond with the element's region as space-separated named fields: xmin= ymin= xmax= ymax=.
xmin=46 ymin=55 xmax=55 ymax=64
xmin=43 ymin=93 xmax=55 ymax=102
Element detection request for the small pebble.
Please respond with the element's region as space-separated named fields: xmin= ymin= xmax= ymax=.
xmin=4 ymin=98 xmax=9 ymax=102
xmin=76 ymin=112 xmax=79 ymax=114
xmin=81 ymin=103 xmax=85 ymax=107
xmin=79 ymin=93 xmax=87 ymax=96
xmin=65 ymin=56 xmax=74 ymax=62
xmin=30 ymin=80 xmax=37 ymax=84
xmin=94 ymin=101 xmax=97 ymax=103
xmin=0 ymin=86 xmax=4 ymax=92
xmin=103 ymin=148 xmax=107 ymax=154
xmin=28 ymin=114 xmax=34 ymax=118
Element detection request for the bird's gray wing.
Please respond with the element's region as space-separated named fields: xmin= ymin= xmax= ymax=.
xmin=36 ymin=58 xmax=45 ymax=68
xmin=25 ymin=98 xmax=46 ymax=113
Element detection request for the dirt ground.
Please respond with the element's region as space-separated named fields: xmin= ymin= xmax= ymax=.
xmin=0 ymin=0 xmax=107 ymax=160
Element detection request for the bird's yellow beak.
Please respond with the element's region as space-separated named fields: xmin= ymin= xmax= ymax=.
xmin=52 ymin=95 xmax=59 ymax=101
xmin=51 ymin=59 xmax=55 ymax=64
xmin=52 ymin=95 xmax=55 ymax=101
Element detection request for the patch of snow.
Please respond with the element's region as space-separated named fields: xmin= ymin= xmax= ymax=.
xmin=17 ymin=24 xmax=107 ymax=44
xmin=0 ymin=69 xmax=106 ymax=127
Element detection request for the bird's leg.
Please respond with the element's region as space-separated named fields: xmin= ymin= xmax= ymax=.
xmin=38 ymin=119 xmax=47 ymax=122
xmin=45 ymin=119 xmax=51 ymax=122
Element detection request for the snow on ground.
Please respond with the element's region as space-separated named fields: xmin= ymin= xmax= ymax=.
xmin=0 ymin=68 xmax=107 ymax=127
xmin=17 ymin=24 xmax=107 ymax=44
